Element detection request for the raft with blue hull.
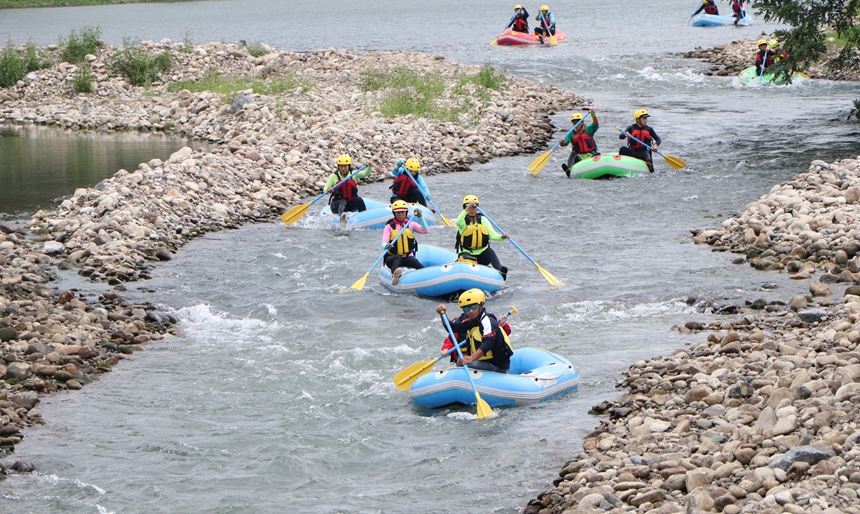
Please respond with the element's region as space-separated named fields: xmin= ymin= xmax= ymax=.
xmin=570 ymin=153 xmax=647 ymax=179
xmin=319 ymin=198 xmax=437 ymax=229
xmin=408 ymin=347 xmax=579 ymax=409
xmin=379 ymin=245 xmax=505 ymax=297
xmin=690 ymin=12 xmax=752 ymax=27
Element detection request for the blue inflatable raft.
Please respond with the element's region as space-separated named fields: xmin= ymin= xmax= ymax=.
xmin=319 ymin=198 xmax=437 ymax=229
xmin=379 ymin=245 xmax=505 ymax=297
xmin=408 ymin=347 xmax=579 ymax=408
xmin=690 ymin=12 xmax=753 ymax=26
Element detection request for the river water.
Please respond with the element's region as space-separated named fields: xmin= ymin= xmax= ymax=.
xmin=2 ymin=1 xmax=860 ymax=513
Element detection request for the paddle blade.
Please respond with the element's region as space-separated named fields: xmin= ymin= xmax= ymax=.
xmin=490 ymin=40 xmax=498 ymax=45
xmin=508 ymin=306 xmax=518 ymax=316
xmin=794 ymin=71 xmax=810 ymax=79
xmin=350 ymin=272 xmax=370 ymax=291
xmin=281 ymin=202 xmax=311 ymax=226
xmin=549 ymin=34 xmax=557 ymax=46
xmin=475 ymin=393 xmax=493 ymax=419
xmin=535 ymin=262 xmax=564 ymax=286
xmin=528 ymin=150 xmax=552 ymax=174
xmin=393 ymin=359 xmax=437 ymax=390
xmin=440 ymin=214 xmax=456 ymax=227
xmin=662 ymin=154 xmax=686 ymax=170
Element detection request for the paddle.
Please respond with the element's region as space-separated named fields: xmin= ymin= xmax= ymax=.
xmin=349 ymin=215 xmax=415 ymax=291
xmin=441 ymin=312 xmax=493 ymax=419
xmin=529 ymin=114 xmax=590 ymax=175
xmin=615 ymin=127 xmax=686 ymax=170
xmin=403 ymin=172 xmax=455 ymax=227
xmin=476 ymin=207 xmax=564 ymax=286
xmin=491 ymin=10 xmax=521 ymax=45
xmin=533 ymin=2 xmax=556 ymax=46
xmin=392 ymin=306 xmax=518 ymax=390
xmin=794 ymin=71 xmax=810 ymax=79
xmin=281 ymin=165 xmax=369 ymax=226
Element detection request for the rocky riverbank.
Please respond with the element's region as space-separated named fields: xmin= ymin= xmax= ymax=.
xmin=683 ymin=36 xmax=860 ymax=81
xmin=0 ymin=39 xmax=580 ymax=470
xmin=525 ymin=157 xmax=860 ymax=514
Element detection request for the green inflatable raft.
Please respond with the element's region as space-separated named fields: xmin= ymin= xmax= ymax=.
xmin=569 ymin=153 xmax=647 ymax=179
xmin=738 ymin=66 xmax=794 ymax=86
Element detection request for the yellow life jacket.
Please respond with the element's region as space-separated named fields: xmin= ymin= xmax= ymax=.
xmin=465 ymin=314 xmax=513 ymax=361
xmin=387 ymin=219 xmax=417 ymax=256
xmin=458 ymin=217 xmax=489 ymax=251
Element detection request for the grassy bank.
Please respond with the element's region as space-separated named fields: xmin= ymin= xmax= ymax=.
xmin=0 ymin=0 xmax=192 ymax=8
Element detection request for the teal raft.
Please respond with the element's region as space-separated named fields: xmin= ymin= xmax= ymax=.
xmin=379 ymin=245 xmax=505 ymax=297
xmin=319 ymin=198 xmax=436 ymax=229
xmin=408 ymin=347 xmax=579 ymax=409
xmin=737 ymin=66 xmax=795 ymax=86
xmin=570 ymin=153 xmax=647 ymax=179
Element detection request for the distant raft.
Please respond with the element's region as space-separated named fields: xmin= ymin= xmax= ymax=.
xmin=319 ymin=198 xmax=437 ymax=229
xmin=570 ymin=153 xmax=647 ymax=179
xmin=690 ymin=11 xmax=753 ymax=26
xmin=494 ymin=29 xmax=568 ymax=46
xmin=737 ymin=66 xmax=795 ymax=86
xmin=379 ymin=245 xmax=505 ymax=297
xmin=408 ymin=347 xmax=579 ymax=409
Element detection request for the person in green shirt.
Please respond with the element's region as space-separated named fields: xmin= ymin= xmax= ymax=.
xmin=323 ymin=154 xmax=373 ymax=219
xmin=455 ymin=195 xmax=509 ymax=280
xmin=559 ymin=108 xmax=600 ymax=178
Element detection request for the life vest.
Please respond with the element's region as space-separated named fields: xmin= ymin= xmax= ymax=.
xmin=463 ymin=313 xmax=513 ymax=362
xmin=331 ymin=176 xmax=358 ymax=201
xmin=390 ymin=172 xmax=415 ymax=198
xmin=627 ymin=127 xmax=652 ymax=150
xmin=572 ymin=131 xmax=597 ymax=154
xmin=756 ymin=50 xmax=774 ymax=68
xmin=732 ymin=0 xmax=742 ymax=14
xmin=537 ymin=13 xmax=555 ymax=30
xmin=386 ymin=219 xmax=417 ymax=256
xmin=704 ymin=3 xmax=718 ymax=15
xmin=512 ymin=17 xmax=528 ymax=32
xmin=456 ymin=215 xmax=489 ymax=251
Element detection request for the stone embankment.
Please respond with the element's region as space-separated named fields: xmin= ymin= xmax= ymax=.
xmin=0 ymin=40 xmax=581 ymax=467
xmin=684 ymin=37 xmax=860 ymax=81
xmin=526 ymin=157 xmax=860 ymax=514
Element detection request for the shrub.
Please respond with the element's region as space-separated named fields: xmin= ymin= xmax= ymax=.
xmin=0 ymin=43 xmax=26 ymax=87
xmin=246 ymin=42 xmax=268 ymax=58
xmin=166 ymin=70 xmax=313 ymax=101
xmin=470 ymin=63 xmax=508 ymax=90
xmin=59 ymin=25 xmax=102 ymax=64
xmin=110 ymin=38 xmax=172 ymax=86
xmin=23 ymin=41 xmax=51 ymax=72
xmin=72 ymin=66 xmax=94 ymax=93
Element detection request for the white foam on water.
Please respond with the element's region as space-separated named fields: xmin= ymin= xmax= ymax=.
xmin=174 ymin=303 xmax=284 ymax=351
xmin=557 ymin=298 xmax=696 ymax=324
xmin=96 ymin=505 xmax=115 ymax=514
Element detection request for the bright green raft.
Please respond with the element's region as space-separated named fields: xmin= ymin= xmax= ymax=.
xmin=738 ymin=66 xmax=794 ymax=86
xmin=570 ymin=153 xmax=647 ymax=179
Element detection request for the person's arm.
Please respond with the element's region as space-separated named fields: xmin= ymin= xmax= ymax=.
xmin=649 ymin=127 xmax=661 ymax=148
xmin=353 ymin=166 xmax=372 ymax=180
xmin=381 ymin=224 xmax=393 ymax=248
xmin=455 ymin=209 xmax=468 ymax=232
xmin=548 ymin=13 xmax=555 ymax=28
xmin=692 ymin=3 xmax=705 ymax=15
xmin=482 ymin=218 xmax=507 ymax=242
xmin=409 ymin=219 xmax=429 ymax=234
xmin=619 ymin=124 xmax=631 ymax=140
xmin=390 ymin=160 xmax=404 ymax=177
xmin=587 ymin=110 xmax=599 ymax=135
xmin=416 ymin=175 xmax=430 ymax=200
xmin=323 ymin=173 xmax=338 ymax=192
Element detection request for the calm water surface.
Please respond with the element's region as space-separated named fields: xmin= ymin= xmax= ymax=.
xmin=1 ymin=1 xmax=860 ymax=513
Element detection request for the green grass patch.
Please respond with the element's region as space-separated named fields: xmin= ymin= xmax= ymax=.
xmin=246 ymin=42 xmax=268 ymax=58
xmin=109 ymin=38 xmax=172 ymax=86
xmin=359 ymin=65 xmax=446 ymax=97
xmin=58 ymin=25 xmax=102 ymax=64
xmin=72 ymin=66 xmax=94 ymax=93
xmin=0 ymin=40 xmax=51 ymax=87
xmin=166 ymin=70 xmax=313 ymax=102
xmin=824 ymin=30 xmax=850 ymax=48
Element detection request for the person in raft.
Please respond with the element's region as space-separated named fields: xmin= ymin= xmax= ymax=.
xmin=618 ymin=109 xmax=661 ymax=174
xmin=560 ymin=108 xmax=600 ymax=178
xmin=730 ymin=0 xmax=745 ymax=24
xmin=382 ymin=200 xmax=429 ymax=285
xmin=692 ymin=0 xmax=719 ymax=16
xmin=754 ymin=39 xmax=773 ymax=75
xmin=767 ymin=39 xmax=792 ymax=83
xmin=440 ymin=297 xmax=512 ymax=364
xmin=507 ymin=5 xmax=529 ymax=32
xmin=533 ymin=5 xmax=555 ymax=43
xmin=389 ymin=157 xmax=431 ymax=207
xmin=436 ymin=288 xmax=514 ymax=374
xmin=455 ymin=195 xmax=509 ymax=280
xmin=324 ymin=154 xmax=372 ymax=221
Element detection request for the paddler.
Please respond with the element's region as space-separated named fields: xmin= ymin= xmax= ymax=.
xmin=389 ymin=157 xmax=431 ymax=207
xmin=618 ymin=109 xmax=661 ymax=173
xmin=324 ymin=154 xmax=372 ymax=222
xmin=436 ymin=289 xmax=513 ymax=374
xmin=507 ymin=5 xmax=530 ymax=32
xmin=455 ymin=195 xmax=509 ymax=280
xmin=560 ymin=107 xmax=600 ymax=178
xmin=533 ymin=5 xmax=555 ymax=43
xmin=692 ymin=0 xmax=719 ymax=16
xmin=381 ymin=200 xmax=429 ymax=286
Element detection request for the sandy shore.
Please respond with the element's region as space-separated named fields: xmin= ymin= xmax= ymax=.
xmin=525 ymin=156 xmax=860 ymax=514
xmin=0 ymin=39 xmax=582 ymax=469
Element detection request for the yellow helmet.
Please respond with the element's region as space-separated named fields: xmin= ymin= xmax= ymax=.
xmin=757 ymin=39 xmax=767 ymax=46
xmin=571 ymin=113 xmax=584 ymax=122
xmin=462 ymin=195 xmax=480 ymax=208
xmin=391 ymin=200 xmax=409 ymax=212
xmin=458 ymin=288 xmax=486 ymax=308
xmin=634 ymin=109 xmax=649 ymax=121
xmin=701 ymin=0 xmax=707 ymax=4
xmin=540 ymin=4 xmax=549 ymax=11
xmin=768 ymin=39 xmax=779 ymax=49
xmin=514 ymin=4 xmax=522 ymax=9
xmin=337 ymin=154 xmax=352 ymax=166
xmin=405 ymin=158 xmax=421 ymax=172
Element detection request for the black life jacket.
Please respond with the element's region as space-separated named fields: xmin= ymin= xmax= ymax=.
xmin=331 ymin=176 xmax=358 ymax=201
xmin=386 ymin=218 xmax=417 ymax=256
xmin=572 ymin=131 xmax=597 ymax=154
xmin=462 ymin=312 xmax=513 ymax=362
xmin=390 ymin=172 xmax=415 ymax=198
xmin=512 ymin=15 xmax=528 ymax=32
xmin=455 ymin=214 xmax=489 ymax=252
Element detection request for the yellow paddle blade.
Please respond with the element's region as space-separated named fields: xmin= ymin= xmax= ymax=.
xmin=349 ymin=272 xmax=370 ymax=291
xmin=528 ymin=150 xmax=552 ymax=174
xmin=281 ymin=202 xmax=312 ymax=226
xmin=535 ymin=262 xmax=564 ymax=286
xmin=475 ymin=393 xmax=493 ymax=419
xmin=490 ymin=40 xmax=498 ymax=45
xmin=508 ymin=306 xmax=518 ymax=316
xmin=440 ymin=214 xmax=455 ymax=227
xmin=662 ymin=154 xmax=686 ymax=170
xmin=393 ymin=359 xmax=437 ymax=390
xmin=549 ymin=34 xmax=557 ymax=46
xmin=793 ymin=71 xmax=810 ymax=79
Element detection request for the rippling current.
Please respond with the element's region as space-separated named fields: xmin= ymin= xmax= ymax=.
xmin=2 ymin=0 xmax=860 ymax=513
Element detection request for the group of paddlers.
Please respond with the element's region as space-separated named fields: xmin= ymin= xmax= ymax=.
xmin=506 ymin=4 xmax=556 ymax=43
xmin=691 ymin=0 xmax=746 ymax=24
xmin=754 ymin=38 xmax=791 ymax=82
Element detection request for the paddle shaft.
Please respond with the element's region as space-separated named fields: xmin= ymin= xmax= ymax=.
xmin=441 ymin=314 xmax=490 ymax=419
xmin=351 ymin=215 xmax=416 ymax=290
xmin=324 ymin=165 xmax=368 ymax=203
xmin=505 ymin=10 xmax=519 ymax=30
xmin=560 ymin=114 xmax=591 ymax=147
xmin=403 ymin=171 xmax=439 ymax=214
xmin=618 ymin=129 xmax=666 ymax=159
xmin=476 ymin=207 xmax=538 ymax=267
xmin=533 ymin=0 xmax=553 ymax=42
